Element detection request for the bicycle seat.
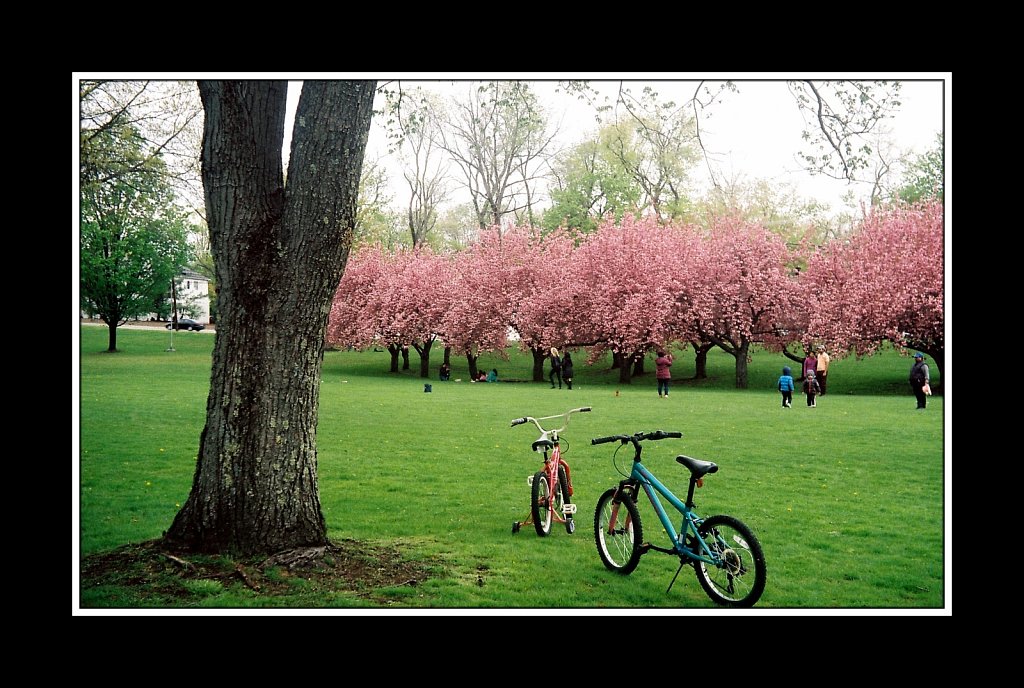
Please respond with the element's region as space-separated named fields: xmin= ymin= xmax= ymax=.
xmin=675 ymin=455 xmax=718 ymax=477
xmin=533 ymin=439 xmax=554 ymax=451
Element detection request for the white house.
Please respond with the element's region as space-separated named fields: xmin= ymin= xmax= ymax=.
xmin=171 ymin=269 xmax=211 ymax=324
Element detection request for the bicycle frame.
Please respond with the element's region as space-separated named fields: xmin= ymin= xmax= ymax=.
xmin=529 ymin=441 xmax=574 ymax=525
xmin=618 ymin=463 xmax=717 ymax=566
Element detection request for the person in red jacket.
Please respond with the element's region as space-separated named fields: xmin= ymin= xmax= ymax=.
xmin=655 ymin=349 xmax=674 ymax=398
xmin=802 ymin=348 xmax=817 ymax=382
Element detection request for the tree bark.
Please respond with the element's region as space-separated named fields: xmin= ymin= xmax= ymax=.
xmin=387 ymin=344 xmax=400 ymax=373
xmin=531 ymin=347 xmax=546 ymax=382
xmin=732 ymin=341 xmax=751 ymax=389
xmin=413 ymin=339 xmax=433 ymax=378
xmin=691 ymin=341 xmax=713 ymax=379
xmin=164 ymin=80 xmax=375 ymax=556
xmin=632 ymin=356 xmax=645 ymax=377
xmin=106 ymin=322 xmax=118 ymax=352
xmin=618 ymin=356 xmax=633 ymax=384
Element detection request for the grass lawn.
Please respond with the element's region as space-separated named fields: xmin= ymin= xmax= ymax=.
xmin=76 ymin=324 xmax=948 ymax=612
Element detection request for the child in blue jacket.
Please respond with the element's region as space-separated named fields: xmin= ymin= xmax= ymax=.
xmin=778 ymin=366 xmax=795 ymax=408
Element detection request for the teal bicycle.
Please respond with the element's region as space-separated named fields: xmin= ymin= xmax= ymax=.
xmin=591 ymin=430 xmax=766 ymax=607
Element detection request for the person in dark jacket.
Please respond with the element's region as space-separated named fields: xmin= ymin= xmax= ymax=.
xmin=561 ymin=352 xmax=574 ymax=390
xmin=803 ymin=370 xmax=821 ymax=407
xmin=908 ymin=352 xmax=930 ymax=409
xmin=549 ymin=347 xmax=562 ymax=389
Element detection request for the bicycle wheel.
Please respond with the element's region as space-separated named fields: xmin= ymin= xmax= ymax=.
xmin=531 ymin=470 xmax=552 ymax=536
xmin=558 ymin=466 xmax=574 ymax=534
xmin=594 ymin=488 xmax=642 ymax=573
xmin=694 ymin=514 xmax=766 ymax=607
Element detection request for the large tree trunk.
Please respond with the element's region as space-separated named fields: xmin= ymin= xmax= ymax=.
xmin=164 ymin=80 xmax=375 ymax=556
xmin=531 ymin=347 xmax=546 ymax=382
xmin=414 ymin=339 xmax=433 ymax=378
xmin=618 ymin=356 xmax=633 ymax=384
xmin=632 ymin=356 xmax=645 ymax=377
xmin=466 ymin=351 xmax=479 ymax=380
xmin=691 ymin=341 xmax=713 ymax=380
xmin=106 ymin=322 xmax=118 ymax=353
xmin=733 ymin=340 xmax=750 ymax=389
xmin=387 ymin=344 xmax=400 ymax=373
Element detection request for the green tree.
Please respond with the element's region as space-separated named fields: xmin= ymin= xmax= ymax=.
xmin=694 ymin=177 xmax=833 ymax=246
xmin=432 ymin=202 xmax=480 ymax=250
xmin=897 ymin=133 xmax=944 ymax=204
xmin=80 ymin=123 xmax=190 ymax=352
xmin=354 ymin=157 xmax=404 ymax=247
xmin=543 ymin=126 xmax=641 ymax=234
xmin=598 ymin=87 xmax=699 ymax=221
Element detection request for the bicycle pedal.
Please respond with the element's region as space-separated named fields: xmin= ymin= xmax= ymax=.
xmin=561 ymin=503 xmax=577 ymax=515
xmin=526 ymin=475 xmax=534 ymax=487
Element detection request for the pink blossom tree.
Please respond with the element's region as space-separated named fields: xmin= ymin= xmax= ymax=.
xmin=804 ymin=200 xmax=944 ymax=380
xmin=327 ymin=244 xmax=404 ymax=369
xmin=328 ymin=246 xmax=454 ymax=377
xmin=378 ymin=247 xmax=454 ymax=378
xmin=500 ymin=226 xmax=580 ymax=381
xmin=440 ymin=227 xmax=516 ymax=379
xmin=682 ymin=216 xmax=799 ymax=388
xmin=570 ymin=215 xmax=690 ymax=383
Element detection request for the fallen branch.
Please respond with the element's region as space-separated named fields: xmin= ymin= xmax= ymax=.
xmin=160 ymin=552 xmax=194 ymax=569
xmin=234 ymin=564 xmax=261 ymax=592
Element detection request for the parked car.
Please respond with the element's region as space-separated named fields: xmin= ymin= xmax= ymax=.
xmin=166 ymin=318 xmax=205 ymax=331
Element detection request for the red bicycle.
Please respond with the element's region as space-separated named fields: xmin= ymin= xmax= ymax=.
xmin=510 ymin=407 xmax=592 ymax=536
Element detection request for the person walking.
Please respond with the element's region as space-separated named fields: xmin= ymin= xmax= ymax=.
xmin=549 ymin=347 xmax=563 ymax=389
xmin=909 ymin=352 xmax=931 ymax=409
xmin=803 ymin=370 xmax=821 ymax=407
xmin=561 ymin=352 xmax=575 ymax=390
xmin=655 ymin=349 xmax=674 ymax=398
xmin=778 ymin=366 xmax=795 ymax=408
xmin=816 ymin=347 xmax=831 ymax=395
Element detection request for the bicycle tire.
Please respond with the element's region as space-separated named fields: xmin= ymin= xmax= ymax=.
xmin=694 ymin=514 xmax=766 ymax=607
xmin=531 ymin=471 xmax=552 ymax=536
xmin=594 ymin=487 xmax=642 ymax=573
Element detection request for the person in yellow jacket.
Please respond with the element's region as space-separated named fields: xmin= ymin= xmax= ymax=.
xmin=816 ymin=347 xmax=831 ymax=395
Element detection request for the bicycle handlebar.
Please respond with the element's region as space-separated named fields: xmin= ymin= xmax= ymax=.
xmin=591 ymin=430 xmax=682 ymax=445
xmin=510 ymin=407 xmax=591 ymax=429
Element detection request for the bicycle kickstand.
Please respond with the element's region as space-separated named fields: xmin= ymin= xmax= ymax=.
xmin=667 ymin=559 xmax=687 ymax=594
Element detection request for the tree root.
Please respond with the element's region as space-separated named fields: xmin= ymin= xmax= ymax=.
xmin=262 ymin=545 xmax=332 ymax=570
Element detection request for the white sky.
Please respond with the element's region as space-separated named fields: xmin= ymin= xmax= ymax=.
xmin=286 ymin=74 xmax=949 ymax=214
